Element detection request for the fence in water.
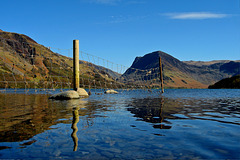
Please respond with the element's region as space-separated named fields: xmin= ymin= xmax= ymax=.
xmin=0 ymin=37 xmax=164 ymax=94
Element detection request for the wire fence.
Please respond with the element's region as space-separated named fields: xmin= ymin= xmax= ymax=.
xmin=0 ymin=37 xmax=163 ymax=94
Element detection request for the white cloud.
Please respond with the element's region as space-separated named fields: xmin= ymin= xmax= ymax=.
xmin=165 ymin=12 xmax=229 ymax=20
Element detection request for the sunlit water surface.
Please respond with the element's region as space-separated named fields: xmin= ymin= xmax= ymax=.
xmin=0 ymin=89 xmax=239 ymax=159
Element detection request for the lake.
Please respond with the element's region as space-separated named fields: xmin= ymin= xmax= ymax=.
xmin=0 ymin=89 xmax=239 ymax=159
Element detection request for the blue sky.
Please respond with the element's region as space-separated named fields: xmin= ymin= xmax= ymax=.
xmin=0 ymin=0 xmax=239 ymax=68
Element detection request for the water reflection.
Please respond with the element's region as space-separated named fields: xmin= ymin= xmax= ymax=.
xmin=1 ymin=90 xmax=240 ymax=159
xmin=0 ymin=93 xmax=58 ymax=142
xmin=127 ymin=97 xmax=170 ymax=129
xmin=0 ymin=93 xmax=88 ymax=147
xmin=71 ymin=107 xmax=79 ymax=151
xmin=126 ymin=96 xmax=240 ymax=129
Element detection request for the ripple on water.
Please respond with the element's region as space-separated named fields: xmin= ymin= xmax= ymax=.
xmin=0 ymin=89 xmax=240 ymax=159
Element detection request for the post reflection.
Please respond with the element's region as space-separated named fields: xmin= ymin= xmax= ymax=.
xmin=157 ymin=97 xmax=165 ymax=129
xmin=71 ymin=107 xmax=79 ymax=151
xmin=127 ymin=96 xmax=172 ymax=129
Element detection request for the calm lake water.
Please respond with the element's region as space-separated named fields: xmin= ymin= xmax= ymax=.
xmin=0 ymin=89 xmax=240 ymax=159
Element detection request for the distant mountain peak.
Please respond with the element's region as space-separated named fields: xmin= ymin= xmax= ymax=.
xmin=124 ymin=51 xmax=239 ymax=88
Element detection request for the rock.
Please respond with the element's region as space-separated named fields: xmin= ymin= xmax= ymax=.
xmin=76 ymin=88 xmax=89 ymax=97
xmin=104 ymin=89 xmax=119 ymax=94
xmin=49 ymin=90 xmax=80 ymax=100
xmin=49 ymin=88 xmax=89 ymax=100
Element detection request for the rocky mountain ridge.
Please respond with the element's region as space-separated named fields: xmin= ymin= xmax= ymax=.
xmin=183 ymin=60 xmax=240 ymax=66
xmin=123 ymin=51 xmax=239 ymax=88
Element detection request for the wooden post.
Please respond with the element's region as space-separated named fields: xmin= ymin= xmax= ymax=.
xmin=159 ymin=57 xmax=164 ymax=93
xmin=73 ymin=40 xmax=79 ymax=91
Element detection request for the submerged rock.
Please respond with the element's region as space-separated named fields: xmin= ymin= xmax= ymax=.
xmin=104 ymin=89 xmax=119 ymax=94
xmin=49 ymin=90 xmax=80 ymax=100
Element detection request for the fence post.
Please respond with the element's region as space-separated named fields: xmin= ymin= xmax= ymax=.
xmin=159 ymin=57 xmax=164 ymax=93
xmin=73 ymin=40 xmax=79 ymax=91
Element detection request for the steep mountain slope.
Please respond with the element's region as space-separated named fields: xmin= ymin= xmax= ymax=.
xmin=0 ymin=30 xmax=120 ymax=89
xmin=123 ymin=51 xmax=240 ymax=88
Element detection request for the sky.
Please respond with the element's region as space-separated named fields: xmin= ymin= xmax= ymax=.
xmin=0 ymin=0 xmax=239 ymax=68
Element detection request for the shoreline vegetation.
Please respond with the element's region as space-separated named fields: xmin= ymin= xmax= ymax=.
xmin=208 ymin=75 xmax=240 ymax=89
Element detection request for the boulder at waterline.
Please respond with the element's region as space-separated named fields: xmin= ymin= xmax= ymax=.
xmin=76 ymin=88 xmax=89 ymax=97
xmin=104 ymin=89 xmax=119 ymax=94
xmin=49 ymin=90 xmax=80 ymax=100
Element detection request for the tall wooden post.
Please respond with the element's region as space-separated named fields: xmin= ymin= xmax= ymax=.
xmin=73 ymin=40 xmax=79 ymax=91
xmin=159 ymin=57 xmax=164 ymax=93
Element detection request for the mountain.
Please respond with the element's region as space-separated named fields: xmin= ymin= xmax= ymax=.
xmin=1 ymin=30 xmax=238 ymax=89
xmin=183 ymin=60 xmax=240 ymax=67
xmin=123 ymin=51 xmax=240 ymax=88
xmin=208 ymin=75 xmax=240 ymax=89
xmin=0 ymin=30 xmax=120 ymax=89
